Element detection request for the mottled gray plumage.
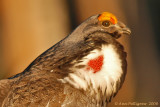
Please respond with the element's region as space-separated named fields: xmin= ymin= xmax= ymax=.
xmin=0 ymin=13 xmax=131 ymax=107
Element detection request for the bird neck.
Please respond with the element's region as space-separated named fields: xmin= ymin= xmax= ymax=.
xmin=59 ymin=44 xmax=125 ymax=102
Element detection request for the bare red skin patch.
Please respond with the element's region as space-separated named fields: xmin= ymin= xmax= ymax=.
xmin=87 ymin=55 xmax=104 ymax=73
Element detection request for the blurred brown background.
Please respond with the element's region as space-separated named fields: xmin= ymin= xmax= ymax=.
xmin=0 ymin=0 xmax=159 ymax=106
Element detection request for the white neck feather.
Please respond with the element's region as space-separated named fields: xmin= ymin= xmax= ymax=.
xmin=59 ymin=44 xmax=123 ymax=101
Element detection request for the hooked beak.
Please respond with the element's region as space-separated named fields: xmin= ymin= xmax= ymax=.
xmin=121 ymin=27 xmax=131 ymax=36
xmin=116 ymin=21 xmax=131 ymax=36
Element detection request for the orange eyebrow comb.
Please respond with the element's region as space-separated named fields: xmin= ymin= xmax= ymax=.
xmin=98 ymin=12 xmax=118 ymax=24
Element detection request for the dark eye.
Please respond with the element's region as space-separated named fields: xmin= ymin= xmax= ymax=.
xmin=102 ymin=21 xmax=111 ymax=27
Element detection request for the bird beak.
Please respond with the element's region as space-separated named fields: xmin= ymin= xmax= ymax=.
xmin=116 ymin=21 xmax=131 ymax=36
xmin=121 ymin=27 xmax=131 ymax=36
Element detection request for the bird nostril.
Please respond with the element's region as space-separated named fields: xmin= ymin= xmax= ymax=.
xmin=120 ymin=25 xmax=125 ymax=28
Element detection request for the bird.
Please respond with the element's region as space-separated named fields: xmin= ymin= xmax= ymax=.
xmin=0 ymin=12 xmax=131 ymax=107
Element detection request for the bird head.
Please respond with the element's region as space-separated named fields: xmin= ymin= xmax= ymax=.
xmin=97 ymin=12 xmax=131 ymax=38
xmin=67 ymin=12 xmax=131 ymax=43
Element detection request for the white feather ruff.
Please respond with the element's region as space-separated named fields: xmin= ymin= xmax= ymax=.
xmin=59 ymin=44 xmax=123 ymax=99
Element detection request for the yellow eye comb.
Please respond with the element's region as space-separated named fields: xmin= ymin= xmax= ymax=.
xmin=98 ymin=12 xmax=118 ymax=24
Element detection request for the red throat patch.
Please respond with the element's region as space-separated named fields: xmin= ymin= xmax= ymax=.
xmin=87 ymin=55 xmax=104 ymax=73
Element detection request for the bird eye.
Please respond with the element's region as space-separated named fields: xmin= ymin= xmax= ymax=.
xmin=102 ymin=21 xmax=111 ymax=27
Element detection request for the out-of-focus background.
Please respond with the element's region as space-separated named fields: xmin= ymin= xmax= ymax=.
xmin=0 ymin=0 xmax=159 ymax=106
